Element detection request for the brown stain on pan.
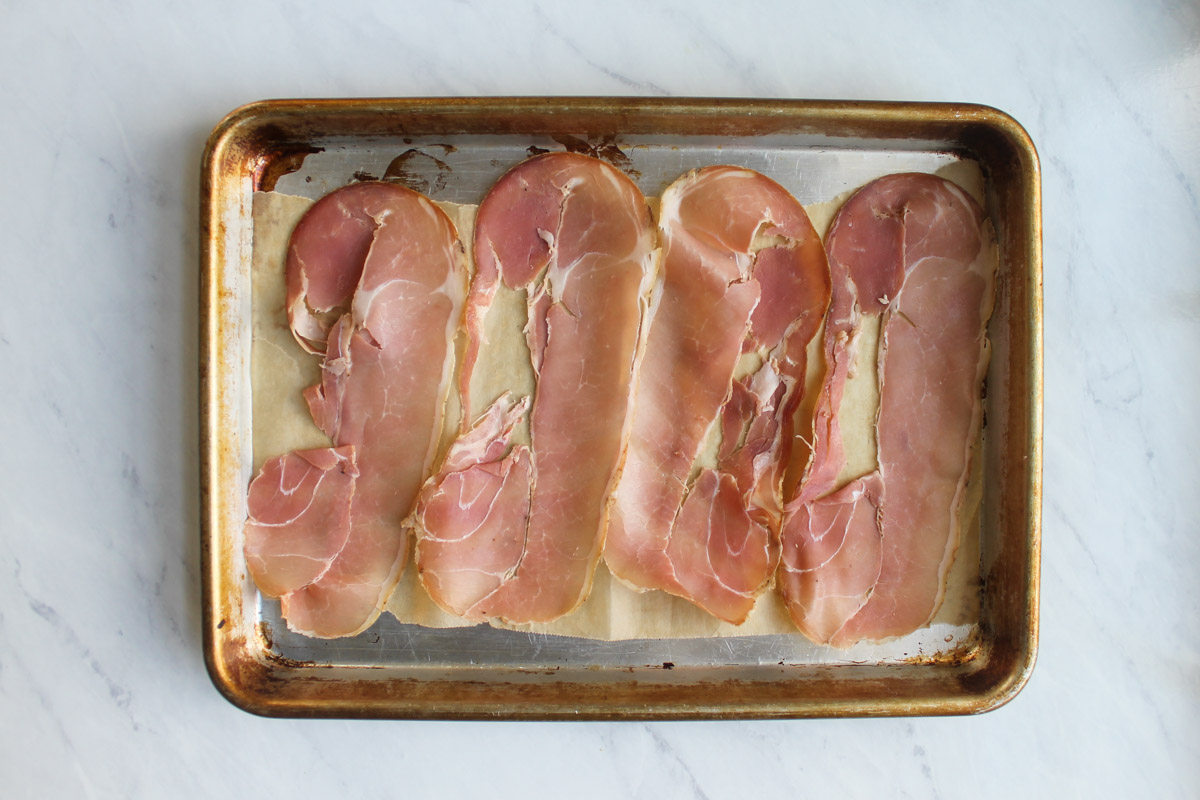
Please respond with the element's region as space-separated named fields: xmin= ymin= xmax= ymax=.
xmin=551 ymin=134 xmax=640 ymax=178
xmin=352 ymin=145 xmax=458 ymax=195
xmin=383 ymin=148 xmax=454 ymax=194
xmin=898 ymin=630 xmax=984 ymax=668
xmin=256 ymin=621 xmax=318 ymax=669
xmin=248 ymin=125 xmax=324 ymax=192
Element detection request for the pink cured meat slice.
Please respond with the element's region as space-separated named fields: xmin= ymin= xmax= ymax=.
xmin=412 ymin=396 xmax=532 ymax=609
xmin=605 ymin=166 xmax=830 ymax=624
xmin=414 ymin=153 xmax=655 ymax=623
xmin=243 ymin=447 xmax=358 ymax=598
xmin=263 ymin=181 xmax=467 ymax=638
xmin=780 ymin=172 xmax=995 ymax=646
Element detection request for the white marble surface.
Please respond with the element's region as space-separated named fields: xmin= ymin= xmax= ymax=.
xmin=2 ymin=1 xmax=1197 ymax=796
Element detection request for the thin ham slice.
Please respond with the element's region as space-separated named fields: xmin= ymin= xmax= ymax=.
xmin=605 ymin=167 xmax=830 ymax=623
xmin=780 ymin=172 xmax=995 ymax=647
xmin=243 ymin=447 xmax=357 ymax=598
xmin=413 ymin=152 xmax=655 ymax=623
xmin=247 ymin=181 xmax=467 ymax=638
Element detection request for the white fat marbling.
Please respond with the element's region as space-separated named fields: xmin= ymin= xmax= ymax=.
xmin=1 ymin=0 xmax=1198 ymax=797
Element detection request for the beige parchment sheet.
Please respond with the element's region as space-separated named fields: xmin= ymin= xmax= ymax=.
xmin=250 ymin=161 xmax=986 ymax=640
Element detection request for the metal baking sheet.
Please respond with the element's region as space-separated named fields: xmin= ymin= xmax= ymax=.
xmin=201 ymin=98 xmax=1042 ymax=719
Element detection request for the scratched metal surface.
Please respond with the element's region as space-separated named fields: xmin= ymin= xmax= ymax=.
xmin=255 ymin=135 xmax=994 ymax=669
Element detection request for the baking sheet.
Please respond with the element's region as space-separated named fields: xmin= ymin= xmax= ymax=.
xmin=249 ymin=140 xmax=986 ymax=663
xmin=201 ymin=98 xmax=1042 ymax=718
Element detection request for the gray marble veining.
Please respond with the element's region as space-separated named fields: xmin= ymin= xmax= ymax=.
xmin=1 ymin=0 xmax=1198 ymax=797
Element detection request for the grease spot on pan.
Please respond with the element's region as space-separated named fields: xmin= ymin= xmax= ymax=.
xmin=551 ymin=135 xmax=640 ymax=178
xmin=382 ymin=148 xmax=455 ymax=195
xmin=350 ymin=146 xmax=458 ymax=196
xmin=253 ymin=135 xmax=324 ymax=193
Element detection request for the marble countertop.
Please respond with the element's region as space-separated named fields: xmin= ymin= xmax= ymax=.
xmin=2 ymin=1 xmax=1197 ymax=796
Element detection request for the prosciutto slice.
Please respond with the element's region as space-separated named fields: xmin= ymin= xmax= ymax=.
xmin=413 ymin=153 xmax=655 ymax=623
xmin=780 ymin=172 xmax=995 ymax=647
xmin=605 ymin=167 xmax=830 ymax=623
xmin=244 ymin=447 xmax=357 ymax=598
xmin=247 ymin=181 xmax=467 ymax=638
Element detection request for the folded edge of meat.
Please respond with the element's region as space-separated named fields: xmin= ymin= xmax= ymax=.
xmin=285 ymin=184 xmax=380 ymax=355
xmin=605 ymin=166 xmax=831 ymax=624
xmin=779 ymin=172 xmax=996 ymax=647
xmin=412 ymin=152 xmax=657 ymax=624
xmin=250 ymin=181 xmax=468 ymax=638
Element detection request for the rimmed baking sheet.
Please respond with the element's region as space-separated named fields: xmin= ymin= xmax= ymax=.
xmin=201 ymin=98 xmax=1042 ymax=719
